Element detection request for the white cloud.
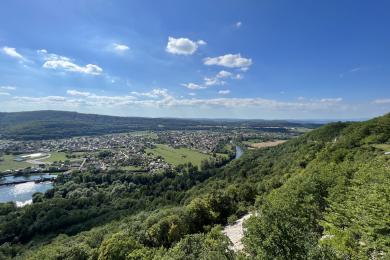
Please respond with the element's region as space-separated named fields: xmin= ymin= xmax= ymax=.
xmin=218 ymin=90 xmax=231 ymax=95
xmin=37 ymin=49 xmax=48 ymax=54
xmin=216 ymin=70 xmax=233 ymax=78
xmin=113 ymin=43 xmax=129 ymax=52
xmin=373 ymin=98 xmax=390 ymax=104
xmin=181 ymin=83 xmax=206 ymax=90
xmin=131 ymin=88 xmax=170 ymax=98
xmin=204 ymin=77 xmax=225 ymax=86
xmin=15 ymin=90 xmax=344 ymax=109
xmin=16 ymin=96 xmax=67 ymax=103
xmin=204 ymin=54 xmax=252 ymax=69
xmin=0 ymin=86 xmax=16 ymax=90
xmin=236 ymin=21 xmax=242 ymax=28
xmin=197 ymin=40 xmax=207 ymax=45
xmin=0 ymin=92 xmax=11 ymax=96
xmin=166 ymin=37 xmax=205 ymax=55
xmin=67 ymin=89 xmax=91 ymax=97
xmin=188 ymin=92 xmax=196 ymax=96
xmin=216 ymin=70 xmax=243 ymax=80
xmin=182 ymin=70 xmax=239 ymax=91
xmin=43 ymin=60 xmax=103 ymax=75
xmin=39 ymin=50 xmax=103 ymax=75
xmin=2 ymin=46 xmax=24 ymax=60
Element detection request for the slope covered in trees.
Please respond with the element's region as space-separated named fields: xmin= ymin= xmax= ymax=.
xmin=0 ymin=113 xmax=389 ymax=259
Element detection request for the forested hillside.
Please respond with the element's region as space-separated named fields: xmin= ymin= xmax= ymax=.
xmin=0 ymin=110 xmax=318 ymax=140
xmin=0 ymin=114 xmax=389 ymax=259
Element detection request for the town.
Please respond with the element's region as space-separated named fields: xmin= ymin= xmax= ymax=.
xmin=0 ymin=128 xmax=297 ymax=175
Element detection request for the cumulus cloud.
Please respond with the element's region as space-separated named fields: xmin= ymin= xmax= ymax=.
xmin=203 ymin=53 xmax=252 ymax=69
xmin=188 ymin=92 xmax=196 ymax=96
xmin=216 ymin=70 xmax=232 ymax=78
xmin=39 ymin=50 xmax=103 ymax=75
xmin=0 ymin=92 xmax=11 ymax=96
xmin=166 ymin=37 xmax=206 ymax=55
xmin=181 ymin=70 xmax=241 ymax=90
xmin=43 ymin=59 xmax=103 ymax=75
xmin=113 ymin=43 xmax=129 ymax=52
xmin=204 ymin=77 xmax=225 ymax=86
xmin=181 ymin=83 xmax=206 ymax=90
xmin=2 ymin=46 xmax=24 ymax=60
xmin=216 ymin=70 xmax=243 ymax=80
xmin=218 ymin=90 xmax=231 ymax=95
xmin=197 ymin=40 xmax=207 ymax=45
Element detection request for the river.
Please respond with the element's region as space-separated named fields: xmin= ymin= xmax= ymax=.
xmin=235 ymin=146 xmax=243 ymax=159
xmin=0 ymin=174 xmax=56 ymax=206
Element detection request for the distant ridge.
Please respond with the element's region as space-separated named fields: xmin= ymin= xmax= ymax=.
xmin=0 ymin=110 xmax=320 ymax=140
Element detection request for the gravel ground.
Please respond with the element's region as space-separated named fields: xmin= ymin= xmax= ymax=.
xmin=222 ymin=213 xmax=252 ymax=252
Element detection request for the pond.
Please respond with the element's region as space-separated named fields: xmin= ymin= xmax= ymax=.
xmin=0 ymin=174 xmax=56 ymax=206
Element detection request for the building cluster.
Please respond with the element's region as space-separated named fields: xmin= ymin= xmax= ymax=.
xmin=1 ymin=129 xmax=295 ymax=174
xmin=156 ymin=131 xmax=231 ymax=153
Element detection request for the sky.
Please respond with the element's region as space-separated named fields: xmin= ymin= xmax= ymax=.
xmin=0 ymin=0 xmax=390 ymax=119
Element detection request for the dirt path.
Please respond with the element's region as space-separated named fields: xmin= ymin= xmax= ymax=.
xmin=222 ymin=213 xmax=252 ymax=252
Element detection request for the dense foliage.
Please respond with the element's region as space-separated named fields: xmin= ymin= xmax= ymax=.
xmin=0 ymin=113 xmax=389 ymax=259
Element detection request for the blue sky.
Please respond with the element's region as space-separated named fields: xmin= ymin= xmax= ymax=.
xmin=0 ymin=0 xmax=389 ymax=119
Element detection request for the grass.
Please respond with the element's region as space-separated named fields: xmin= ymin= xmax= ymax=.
xmin=43 ymin=152 xmax=67 ymax=163
xmin=0 ymin=155 xmax=32 ymax=172
xmin=146 ymin=144 xmax=211 ymax=167
xmin=372 ymin=144 xmax=390 ymax=152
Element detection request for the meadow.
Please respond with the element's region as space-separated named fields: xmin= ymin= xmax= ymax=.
xmin=0 ymin=155 xmax=32 ymax=172
xmin=42 ymin=152 xmax=67 ymax=163
xmin=145 ymin=144 xmax=211 ymax=167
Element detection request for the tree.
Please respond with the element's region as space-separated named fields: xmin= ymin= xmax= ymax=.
xmin=98 ymin=233 xmax=140 ymax=260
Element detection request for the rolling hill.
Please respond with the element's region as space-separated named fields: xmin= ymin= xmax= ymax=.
xmin=0 ymin=110 xmax=319 ymax=140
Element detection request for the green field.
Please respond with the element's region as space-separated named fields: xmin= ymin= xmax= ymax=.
xmin=146 ymin=144 xmax=211 ymax=167
xmin=0 ymin=155 xmax=32 ymax=172
xmin=43 ymin=152 xmax=67 ymax=162
xmin=372 ymin=143 xmax=390 ymax=152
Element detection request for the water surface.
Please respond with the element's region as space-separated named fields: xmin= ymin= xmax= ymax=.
xmin=0 ymin=174 xmax=56 ymax=205
xmin=235 ymin=146 xmax=243 ymax=159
